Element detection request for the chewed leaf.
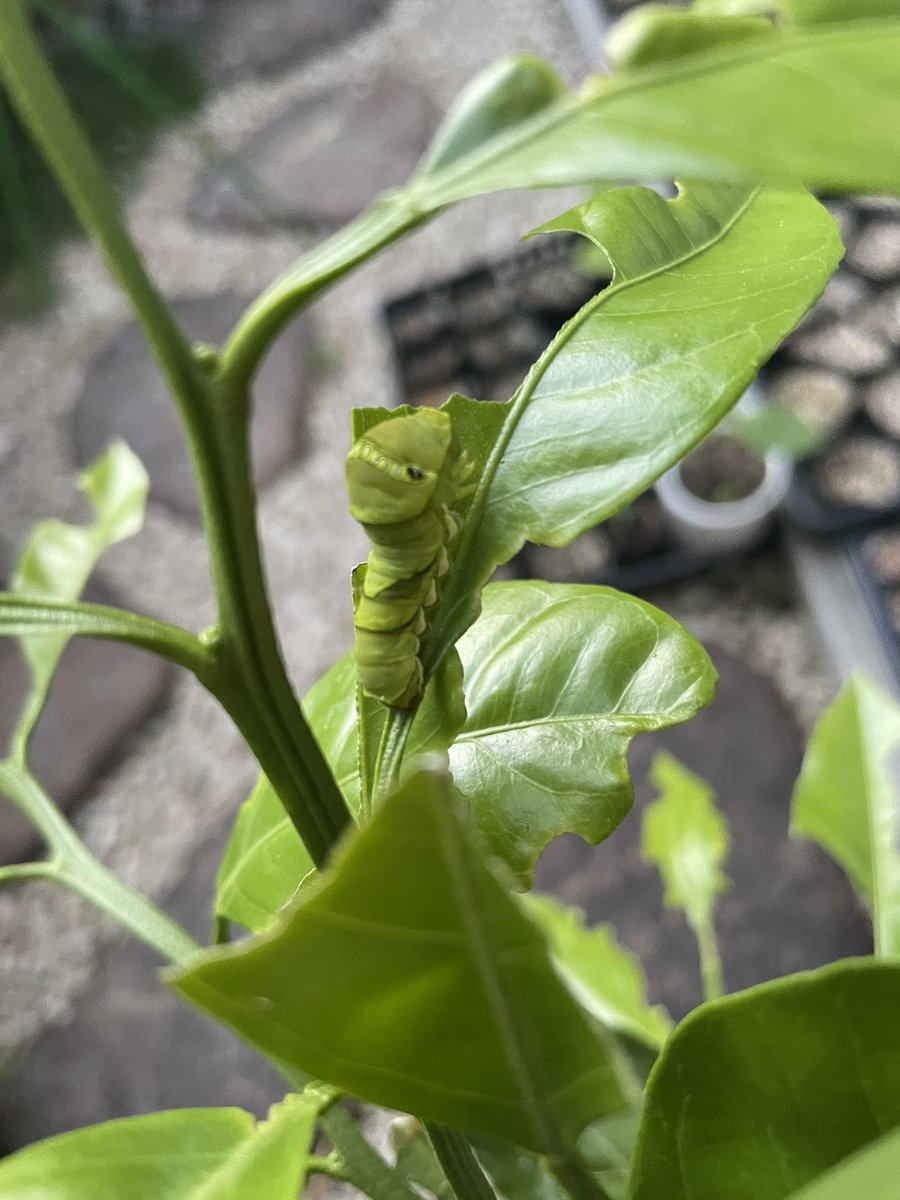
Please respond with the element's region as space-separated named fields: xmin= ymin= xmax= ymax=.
xmin=174 ymin=768 xmax=631 ymax=1154
xmin=8 ymin=440 xmax=149 ymax=752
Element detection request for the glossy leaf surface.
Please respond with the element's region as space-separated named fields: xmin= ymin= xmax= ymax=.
xmin=174 ymin=769 xmax=630 ymax=1154
xmin=215 ymin=582 xmax=715 ymax=928
xmin=452 ymin=583 xmax=716 ymax=884
xmin=791 ymin=676 xmax=900 ymax=957
xmin=525 ymin=895 xmax=671 ymax=1047
xmin=628 ymin=959 xmax=900 ymax=1200
xmin=786 ymin=1127 xmax=900 ymax=1200
xmin=214 ymin=649 xmax=465 ymax=930
xmin=428 ymin=186 xmax=838 ymax=668
xmin=0 ymin=1097 xmax=316 ymax=1200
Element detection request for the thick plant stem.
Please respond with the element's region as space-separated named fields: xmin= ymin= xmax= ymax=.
xmin=0 ymin=2 xmax=352 ymax=867
xmin=194 ymin=388 xmax=351 ymax=865
xmin=549 ymin=1153 xmax=617 ymax=1200
xmin=427 ymin=1126 xmax=497 ymax=1200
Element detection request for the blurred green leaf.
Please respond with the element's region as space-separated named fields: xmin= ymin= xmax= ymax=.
xmin=417 ymin=55 xmax=565 ymax=177
xmin=391 ymin=1119 xmax=456 ymax=1200
xmin=731 ymin=406 xmax=822 ymax=461
xmin=8 ymin=439 xmax=148 ymax=754
xmin=605 ymin=10 xmax=777 ymax=72
xmin=628 ymin=959 xmax=900 ymax=1200
xmin=786 ymin=1127 xmax=900 ymax=1200
xmin=173 ymin=768 xmax=632 ymax=1154
xmin=642 ymin=754 xmax=729 ymax=999
xmin=791 ymin=676 xmax=900 ymax=957
xmin=525 ymin=894 xmax=671 ymax=1048
xmin=0 ymin=1096 xmax=317 ymax=1199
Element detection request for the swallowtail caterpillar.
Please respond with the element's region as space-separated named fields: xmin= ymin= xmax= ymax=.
xmin=346 ymin=408 xmax=470 ymax=709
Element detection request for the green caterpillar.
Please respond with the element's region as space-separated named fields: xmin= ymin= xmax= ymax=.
xmin=346 ymin=408 xmax=466 ymax=709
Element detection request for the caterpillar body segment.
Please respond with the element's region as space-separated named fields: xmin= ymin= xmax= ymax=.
xmin=346 ymin=408 xmax=467 ymax=709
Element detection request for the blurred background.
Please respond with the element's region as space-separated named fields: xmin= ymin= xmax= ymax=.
xmin=0 ymin=0 xmax=892 ymax=1155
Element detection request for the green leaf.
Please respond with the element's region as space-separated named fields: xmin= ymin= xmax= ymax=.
xmin=214 ymin=774 xmax=315 ymax=934
xmin=579 ymin=1113 xmax=641 ymax=1200
xmin=8 ymin=439 xmax=149 ymax=752
xmin=426 ymin=186 xmax=838 ymax=670
xmin=172 ymin=767 xmax=632 ymax=1155
xmin=628 ymin=959 xmax=900 ymax=1200
xmin=786 ymin=1127 xmax=900 ymax=1200
xmin=417 ymin=55 xmax=565 ymax=177
xmin=780 ymin=0 xmax=900 ymax=25
xmin=791 ymin=676 xmax=900 ymax=957
xmin=641 ymin=754 xmax=729 ymax=999
xmin=214 ymin=649 xmax=465 ymax=932
xmin=471 ymin=1134 xmax=567 ymax=1200
xmin=215 ymin=581 xmax=716 ymax=929
xmin=391 ymin=1119 xmax=456 ymax=1200
xmin=0 ymin=1096 xmax=317 ymax=1200
xmin=605 ymin=10 xmax=777 ymax=72
xmin=419 ymin=15 xmax=900 ymax=204
xmin=223 ymin=9 xmax=892 ymax=388
xmin=452 ymin=583 xmax=716 ymax=885
xmin=731 ymin=406 xmax=822 ymax=461
xmin=642 ymin=754 xmax=729 ymax=931
xmin=524 ymin=894 xmax=671 ymax=1048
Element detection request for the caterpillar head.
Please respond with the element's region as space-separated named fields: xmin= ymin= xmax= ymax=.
xmin=346 ymin=409 xmax=453 ymax=525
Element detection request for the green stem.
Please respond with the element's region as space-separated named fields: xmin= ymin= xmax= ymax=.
xmin=0 ymin=760 xmax=199 ymax=964
xmin=219 ymin=193 xmax=425 ymax=392
xmin=0 ymin=596 xmax=211 ymax=674
xmin=695 ymin=919 xmax=724 ymax=1003
xmin=549 ymin=1153 xmax=617 ymax=1200
xmin=0 ymin=3 xmax=352 ymax=867
xmin=321 ymin=1104 xmax=420 ymax=1200
xmin=427 ymin=1126 xmax=497 ymax=1200
xmin=192 ymin=386 xmax=352 ymax=866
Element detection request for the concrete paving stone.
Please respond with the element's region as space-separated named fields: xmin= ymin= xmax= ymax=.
xmin=188 ymin=74 xmax=438 ymax=233
xmin=534 ymin=642 xmax=871 ymax=1021
xmin=847 ymin=218 xmax=900 ymax=282
xmin=0 ymin=581 xmax=174 ymax=866
xmin=790 ymin=320 xmax=894 ymax=377
xmin=69 ymin=294 xmax=312 ymax=520
xmin=195 ymin=0 xmax=392 ymax=84
xmin=0 ymin=814 xmax=284 ymax=1150
xmin=865 ymin=284 xmax=900 ymax=346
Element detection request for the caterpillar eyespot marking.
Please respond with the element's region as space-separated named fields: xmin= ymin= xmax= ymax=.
xmin=346 ymin=408 xmax=471 ymax=709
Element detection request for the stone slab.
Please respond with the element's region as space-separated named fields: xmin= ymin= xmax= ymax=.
xmin=0 ymin=815 xmax=284 ymax=1149
xmin=534 ymin=642 xmax=871 ymax=1021
xmin=189 ymin=75 xmax=437 ymax=232
xmin=194 ymin=0 xmax=391 ymax=84
xmin=69 ymin=294 xmax=311 ymax=520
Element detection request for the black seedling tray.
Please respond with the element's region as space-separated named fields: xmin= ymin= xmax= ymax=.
xmin=767 ymin=198 xmax=900 ymax=538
